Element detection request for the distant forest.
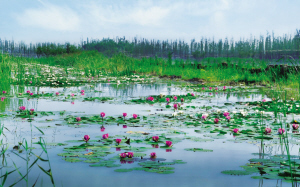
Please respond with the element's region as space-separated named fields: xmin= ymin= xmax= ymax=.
xmin=1 ymin=30 xmax=299 ymax=60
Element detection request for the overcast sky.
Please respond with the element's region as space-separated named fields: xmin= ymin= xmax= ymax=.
xmin=0 ymin=0 xmax=299 ymax=44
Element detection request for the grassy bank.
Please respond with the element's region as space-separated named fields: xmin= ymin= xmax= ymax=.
xmin=1 ymin=51 xmax=300 ymax=95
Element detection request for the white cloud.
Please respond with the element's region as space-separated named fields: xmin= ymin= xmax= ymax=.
xmin=15 ymin=1 xmax=80 ymax=31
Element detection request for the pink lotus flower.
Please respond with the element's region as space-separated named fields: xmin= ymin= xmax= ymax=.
xmin=223 ymin=112 xmax=230 ymax=117
xmin=120 ymin=153 xmax=127 ymax=158
xmin=123 ymin=113 xmax=127 ymax=117
xmin=116 ymin=139 xmax=122 ymax=144
xmin=278 ymin=128 xmax=285 ymax=135
xmin=127 ymin=152 xmax=134 ymax=158
xmin=123 ymin=125 xmax=127 ymax=128
xmin=173 ymin=96 xmax=177 ymax=101
xmin=102 ymin=133 xmax=109 ymax=139
xmin=2 ymin=91 xmax=6 ymax=94
xmin=265 ymin=127 xmax=272 ymax=134
xmin=226 ymin=116 xmax=231 ymax=121
xmin=152 ymin=136 xmax=159 ymax=142
xmin=181 ymin=98 xmax=184 ymax=102
xmin=150 ymin=152 xmax=156 ymax=158
xmin=202 ymin=87 xmax=205 ymax=90
xmin=26 ymin=90 xmax=30 ymax=94
xmin=191 ymin=93 xmax=195 ymax=96
xmin=223 ymin=86 xmax=226 ymax=90
xmin=84 ymin=135 xmax=90 ymax=143
xmin=1 ymin=97 xmax=4 ymax=101
xmin=81 ymin=90 xmax=85 ymax=93
xmin=166 ymin=98 xmax=170 ymax=102
xmin=214 ymin=118 xmax=219 ymax=124
xmin=101 ymin=126 xmax=105 ymax=132
xmin=30 ymin=109 xmax=34 ymax=112
xmin=215 ymin=87 xmax=218 ymax=90
xmin=262 ymin=99 xmax=266 ymax=102
xmin=233 ymin=128 xmax=239 ymax=133
xmin=76 ymin=117 xmax=81 ymax=122
xmin=133 ymin=114 xmax=138 ymax=119
xmin=173 ymin=104 xmax=178 ymax=110
xmin=29 ymin=81 xmax=32 ymax=84
xmin=101 ymin=112 xmax=105 ymax=118
xmin=19 ymin=106 xmax=26 ymax=111
xmin=71 ymin=93 xmax=74 ymax=97
xmin=293 ymin=124 xmax=299 ymax=130
xmin=30 ymin=93 xmax=33 ymax=96
xmin=166 ymin=141 xmax=172 ymax=147
xmin=209 ymin=87 xmax=212 ymax=90
xmin=107 ymin=79 xmax=110 ymax=82
xmin=56 ymin=92 xmax=59 ymax=96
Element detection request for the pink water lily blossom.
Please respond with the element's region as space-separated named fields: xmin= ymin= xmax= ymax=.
xmin=209 ymin=87 xmax=212 ymax=90
xmin=262 ymin=99 xmax=266 ymax=102
xmin=173 ymin=104 xmax=178 ymax=110
xmin=116 ymin=139 xmax=122 ymax=144
xmin=2 ymin=91 xmax=6 ymax=94
xmin=147 ymin=96 xmax=154 ymax=101
xmin=150 ymin=152 xmax=156 ymax=158
xmin=81 ymin=90 xmax=85 ymax=93
xmin=56 ymin=92 xmax=59 ymax=96
xmin=84 ymin=135 xmax=90 ymax=143
xmin=202 ymin=115 xmax=207 ymax=120
xmin=166 ymin=141 xmax=172 ymax=147
xmin=181 ymin=98 xmax=184 ymax=102
xmin=127 ymin=152 xmax=134 ymax=158
xmin=293 ymin=124 xmax=299 ymax=130
xmin=1 ymin=97 xmax=4 ymax=101
xmin=166 ymin=98 xmax=170 ymax=102
xmin=30 ymin=93 xmax=33 ymax=96
xmin=102 ymin=133 xmax=109 ymax=139
xmin=278 ymin=128 xmax=285 ymax=135
xmin=19 ymin=106 xmax=26 ymax=111
xmin=26 ymin=90 xmax=30 ymax=94
xmin=173 ymin=96 xmax=177 ymax=101
xmin=101 ymin=112 xmax=105 ymax=118
xmin=226 ymin=116 xmax=231 ymax=121
xmin=202 ymin=87 xmax=205 ymax=90
xmin=223 ymin=86 xmax=226 ymax=90
xmin=123 ymin=113 xmax=127 ymax=117
xmin=76 ymin=117 xmax=81 ymax=122
xmin=120 ymin=153 xmax=127 ymax=158
xmin=191 ymin=93 xmax=195 ymax=96
xmin=152 ymin=136 xmax=159 ymax=142
xmin=133 ymin=114 xmax=138 ymax=119
xmin=123 ymin=125 xmax=127 ymax=128
xmin=71 ymin=93 xmax=74 ymax=97
xmin=233 ymin=128 xmax=239 ymax=133
xmin=265 ymin=127 xmax=272 ymax=134
xmin=214 ymin=118 xmax=219 ymax=124
xmin=223 ymin=112 xmax=230 ymax=117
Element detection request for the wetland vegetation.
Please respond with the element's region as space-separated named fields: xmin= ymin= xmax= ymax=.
xmin=1 ymin=31 xmax=300 ymax=186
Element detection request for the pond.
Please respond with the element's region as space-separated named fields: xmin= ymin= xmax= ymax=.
xmin=1 ymin=80 xmax=299 ymax=187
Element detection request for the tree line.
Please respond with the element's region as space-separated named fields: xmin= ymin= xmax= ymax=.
xmin=1 ymin=30 xmax=299 ymax=60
